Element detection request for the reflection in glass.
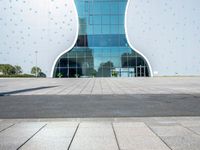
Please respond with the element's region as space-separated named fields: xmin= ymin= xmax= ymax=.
xmin=54 ymin=0 xmax=150 ymax=78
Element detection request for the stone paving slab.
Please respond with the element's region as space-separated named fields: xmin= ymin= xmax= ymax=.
xmin=113 ymin=122 xmax=170 ymax=150
xmin=20 ymin=122 xmax=78 ymax=150
xmin=150 ymin=124 xmax=200 ymax=150
xmin=0 ymin=122 xmax=46 ymax=150
xmin=161 ymin=135 xmax=200 ymax=150
xmin=150 ymin=125 xmax=192 ymax=137
xmin=0 ymin=117 xmax=200 ymax=150
xmin=70 ymin=122 xmax=118 ymax=150
xmin=0 ymin=123 xmax=14 ymax=132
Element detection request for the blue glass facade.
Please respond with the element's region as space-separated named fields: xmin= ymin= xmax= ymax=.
xmin=54 ymin=0 xmax=150 ymax=77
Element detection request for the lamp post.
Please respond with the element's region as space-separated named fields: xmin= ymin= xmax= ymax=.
xmin=35 ymin=50 xmax=38 ymax=78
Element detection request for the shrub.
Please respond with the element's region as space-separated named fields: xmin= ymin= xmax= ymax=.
xmin=0 ymin=74 xmax=35 ymax=78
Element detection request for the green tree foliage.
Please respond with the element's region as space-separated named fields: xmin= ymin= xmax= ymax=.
xmin=0 ymin=64 xmax=16 ymax=75
xmin=14 ymin=65 xmax=22 ymax=75
xmin=57 ymin=73 xmax=63 ymax=78
xmin=31 ymin=66 xmax=42 ymax=76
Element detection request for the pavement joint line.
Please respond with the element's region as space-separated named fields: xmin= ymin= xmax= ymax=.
xmin=67 ymin=123 xmax=80 ymax=150
xmin=83 ymin=78 xmax=94 ymax=94
xmin=17 ymin=123 xmax=47 ymax=150
xmin=0 ymin=123 xmax=15 ymax=133
xmin=55 ymin=80 xmax=76 ymax=94
xmin=70 ymin=79 xmax=86 ymax=93
xmin=179 ymin=123 xmax=200 ymax=137
xmin=57 ymin=81 xmax=76 ymax=95
xmin=67 ymin=80 xmax=85 ymax=95
xmin=145 ymin=123 xmax=173 ymax=150
xmin=78 ymin=79 xmax=91 ymax=94
xmin=90 ymin=78 xmax=96 ymax=94
xmin=80 ymin=78 xmax=91 ymax=94
xmin=80 ymin=78 xmax=92 ymax=94
xmin=111 ymin=79 xmax=126 ymax=94
xmin=110 ymin=80 xmax=121 ymax=95
xmin=111 ymin=123 xmax=121 ymax=150
xmin=106 ymin=78 xmax=115 ymax=94
xmin=53 ymin=81 xmax=74 ymax=95
xmin=100 ymin=78 xmax=103 ymax=92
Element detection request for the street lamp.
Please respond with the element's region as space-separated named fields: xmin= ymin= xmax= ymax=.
xmin=35 ymin=50 xmax=38 ymax=78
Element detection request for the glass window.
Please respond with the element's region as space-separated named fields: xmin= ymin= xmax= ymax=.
xmin=119 ymin=15 xmax=124 ymax=24
xmin=100 ymin=2 xmax=110 ymax=15
xmin=111 ymin=48 xmax=120 ymax=57
xmin=110 ymin=25 xmax=119 ymax=34
xmin=89 ymin=15 xmax=93 ymax=25
xmin=85 ymin=1 xmax=89 ymax=14
xmin=93 ymin=2 xmax=101 ymax=14
xmin=89 ymin=2 xmax=93 ymax=14
xmin=137 ymin=57 xmax=145 ymax=66
xmin=79 ymin=18 xmax=87 ymax=25
xmin=119 ymin=2 xmax=127 ymax=14
xmin=119 ymin=25 xmax=125 ymax=34
xmin=128 ymin=56 xmax=137 ymax=67
xmin=54 ymin=0 xmax=150 ymax=78
xmin=112 ymin=57 xmax=121 ymax=67
xmin=102 ymin=25 xmax=110 ymax=34
xmin=93 ymin=15 xmax=101 ymax=25
xmin=76 ymin=1 xmax=85 ymax=16
xmin=110 ymin=2 xmax=119 ymax=14
xmin=102 ymin=15 xmax=110 ymax=25
xmin=87 ymin=25 xmax=93 ymax=35
xmin=102 ymin=48 xmax=110 ymax=57
xmin=79 ymin=25 xmax=87 ymax=35
xmin=111 ymin=16 xmax=119 ymax=25
xmin=93 ymin=25 xmax=101 ymax=34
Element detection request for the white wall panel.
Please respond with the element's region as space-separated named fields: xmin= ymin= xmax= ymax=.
xmin=0 ymin=0 xmax=77 ymax=77
xmin=127 ymin=0 xmax=200 ymax=76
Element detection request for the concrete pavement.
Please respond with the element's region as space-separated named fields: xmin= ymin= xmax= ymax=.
xmin=1 ymin=77 xmax=200 ymax=95
xmin=0 ymin=94 xmax=200 ymax=118
xmin=1 ymin=117 xmax=200 ymax=150
xmin=1 ymin=77 xmax=200 ymax=149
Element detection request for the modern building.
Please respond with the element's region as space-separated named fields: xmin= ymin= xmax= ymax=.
xmin=0 ymin=0 xmax=200 ymax=77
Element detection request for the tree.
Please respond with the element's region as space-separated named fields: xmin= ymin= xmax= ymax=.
xmin=97 ymin=61 xmax=114 ymax=77
xmin=31 ymin=66 xmax=42 ymax=77
xmin=0 ymin=64 xmax=16 ymax=75
xmin=14 ymin=65 xmax=22 ymax=75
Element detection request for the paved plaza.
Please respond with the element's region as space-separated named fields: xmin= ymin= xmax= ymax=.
xmin=1 ymin=77 xmax=200 ymax=149
xmin=0 ymin=77 xmax=200 ymax=118
xmin=1 ymin=77 xmax=200 ymax=95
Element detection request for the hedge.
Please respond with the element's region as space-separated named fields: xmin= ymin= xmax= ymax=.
xmin=0 ymin=74 xmax=35 ymax=78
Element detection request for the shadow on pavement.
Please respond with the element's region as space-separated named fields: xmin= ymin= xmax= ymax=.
xmin=0 ymin=86 xmax=58 ymax=96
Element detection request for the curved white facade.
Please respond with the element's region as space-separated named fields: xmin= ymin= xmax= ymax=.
xmin=0 ymin=0 xmax=200 ymax=77
xmin=125 ymin=0 xmax=153 ymax=77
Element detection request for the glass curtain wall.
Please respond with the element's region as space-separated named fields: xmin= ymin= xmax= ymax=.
xmin=54 ymin=0 xmax=149 ymax=78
